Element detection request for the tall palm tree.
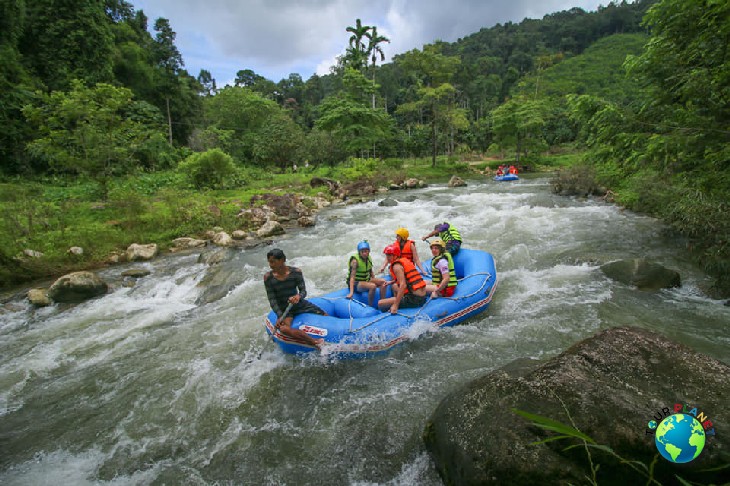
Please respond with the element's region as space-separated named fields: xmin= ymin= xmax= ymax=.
xmin=345 ymin=18 xmax=371 ymax=70
xmin=365 ymin=26 xmax=390 ymax=109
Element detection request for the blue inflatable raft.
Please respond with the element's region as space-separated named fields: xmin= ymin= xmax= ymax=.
xmin=494 ymin=174 xmax=519 ymax=181
xmin=264 ymin=248 xmax=498 ymax=358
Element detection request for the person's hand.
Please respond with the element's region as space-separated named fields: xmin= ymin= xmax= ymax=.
xmin=389 ymin=304 xmax=398 ymax=314
xmin=346 ymin=292 xmax=353 ymax=299
xmin=431 ymin=291 xmax=439 ymax=299
xmin=288 ymin=294 xmax=301 ymax=304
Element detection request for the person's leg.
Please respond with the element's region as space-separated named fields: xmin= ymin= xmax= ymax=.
xmin=278 ymin=316 xmax=324 ymax=348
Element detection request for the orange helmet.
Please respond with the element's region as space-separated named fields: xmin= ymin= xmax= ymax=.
xmin=383 ymin=243 xmax=401 ymax=256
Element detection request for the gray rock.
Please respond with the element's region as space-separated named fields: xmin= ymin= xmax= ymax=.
xmin=600 ymin=259 xmax=680 ymax=290
xmin=125 ymin=243 xmax=159 ymax=261
xmin=27 ymin=288 xmax=51 ymax=306
xmin=424 ymin=326 xmax=730 ymax=485
xmin=47 ymin=271 xmax=108 ymax=303
xmin=121 ymin=268 xmax=151 ymax=278
xmin=378 ymin=197 xmax=398 ymax=207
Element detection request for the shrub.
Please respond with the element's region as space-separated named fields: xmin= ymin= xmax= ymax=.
xmin=177 ymin=149 xmax=239 ymax=189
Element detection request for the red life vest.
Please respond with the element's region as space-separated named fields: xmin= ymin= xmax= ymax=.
xmin=390 ymin=257 xmax=426 ymax=293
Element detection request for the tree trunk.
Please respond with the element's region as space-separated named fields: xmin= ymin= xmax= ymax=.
xmin=166 ymin=97 xmax=173 ymax=145
xmin=431 ymin=115 xmax=437 ymax=168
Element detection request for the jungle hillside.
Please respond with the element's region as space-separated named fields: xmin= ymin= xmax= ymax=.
xmin=0 ymin=0 xmax=728 ymax=296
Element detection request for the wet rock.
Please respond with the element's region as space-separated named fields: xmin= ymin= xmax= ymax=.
xmin=256 ymin=220 xmax=285 ymax=238
xmin=378 ymin=197 xmax=398 ymax=207
xmin=212 ymin=231 xmax=234 ymax=247
xmin=47 ymin=271 xmax=108 ymax=303
xmin=424 ymin=326 xmax=730 ymax=485
xmin=448 ymin=175 xmax=466 ymax=187
xmin=172 ymin=237 xmax=207 ymax=250
xmin=600 ymin=259 xmax=680 ymax=291
xmin=121 ymin=268 xmax=151 ymax=278
xmin=126 ymin=243 xmax=159 ymax=261
xmin=27 ymin=288 xmax=51 ymax=306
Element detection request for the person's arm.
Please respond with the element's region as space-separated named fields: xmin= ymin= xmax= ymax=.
xmin=430 ymin=260 xmax=449 ymax=298
xmin=264 ymin=273 xmax=284 ymax=325
xmin=289 ymin=267 xmax=305 ymax=304
xmin=411 ymin=243 xmax=425 ymax=274
xmin=421 ymin=229 xmax=437 ymax=241
xmin=390 ymin=264 xmax=406 ymax=313
xmin=347 ymin=259 xmax=358 ymax=298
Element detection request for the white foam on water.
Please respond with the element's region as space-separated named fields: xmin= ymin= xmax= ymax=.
xmin=0 ymin=448 xmax=159 ymax=486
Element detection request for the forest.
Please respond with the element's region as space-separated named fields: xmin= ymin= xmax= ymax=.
xmin=0 ymin=0 xmax=728 ymax=296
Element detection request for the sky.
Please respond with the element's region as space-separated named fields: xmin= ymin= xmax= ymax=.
xmin=130 ymin=0 xmax=610 ymax=87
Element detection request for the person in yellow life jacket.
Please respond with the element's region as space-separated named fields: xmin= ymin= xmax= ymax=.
xmin=378 ymin=243 xmax=427 ymax=314
xmin=424 ymin=239 xmax=457 ymax=298
xmin=379 ymin=227 xmax=425 ymax=274
xmin=421 ymin=221 xmax=462 ymax=256
xmin=346 ymin=241 xmax=387 ymax=306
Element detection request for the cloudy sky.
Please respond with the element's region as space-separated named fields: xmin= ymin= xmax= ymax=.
xmin=130 ymin=0 xmax=610 ymax=86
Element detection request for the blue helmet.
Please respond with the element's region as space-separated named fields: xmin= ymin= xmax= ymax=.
xmin=357 ymin=240 xmax=370 ymax=251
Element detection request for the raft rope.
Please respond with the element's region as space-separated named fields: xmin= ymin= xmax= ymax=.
xmin=321 ymin=271 xmax=493 ymax=334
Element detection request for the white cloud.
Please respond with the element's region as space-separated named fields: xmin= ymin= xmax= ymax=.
xmin=131 ymin=0 xmax=609 ymax=84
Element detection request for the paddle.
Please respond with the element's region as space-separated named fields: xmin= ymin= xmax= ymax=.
xmin=274 ymin=301 xmax=294 ymax=330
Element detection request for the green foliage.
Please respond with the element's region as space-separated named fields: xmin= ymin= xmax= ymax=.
xmin=177 ymin=149 xmax=240 ymax=189
xmin=514 ymin=34 xmax=649 ymax=103
xmin=23 ymin=80 xmax=165 ymax=197
xmin=512 ymin=408 xmax=662 ymax=485
xmin=252 ymin=112 xmax=306 ymax=171
xmin=203 ymin=86 xmax=281 ymax=162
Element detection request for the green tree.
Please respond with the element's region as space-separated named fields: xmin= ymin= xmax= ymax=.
xmin=23 ymin=81 xmax=164 ymax=197
xmin=197 ymin=69 xmax=216 ymax=96
xmin=365 ymin=26 xmax=390 ymax=108
xmin=314 ymin=68 xmax=393 ymax=157
xmin=491 ymin=97 xmax=550 ymax=163
xmin=345 ymin=18 xmax=371 ymax=70
xmin=203 ymin=86 xmax=282 ymax=163
xmin=395 ymin=45 xmax=465 ymax=166
xmin=252 ymin=112 xmax=305 ymax=171
xmin=19 ymin=0 xmax=115 ymax=91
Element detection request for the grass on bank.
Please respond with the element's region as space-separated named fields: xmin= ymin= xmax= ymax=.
xmin=0 ymin=155 xmax=490 ymax=290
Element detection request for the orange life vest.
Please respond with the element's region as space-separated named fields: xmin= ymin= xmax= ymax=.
xmin=390 ymin=257 xmax=426 ymax=294
xmin=399 ymin=239 xmax=416 ymax=262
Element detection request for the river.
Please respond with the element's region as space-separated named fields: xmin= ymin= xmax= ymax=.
xmin=1 ymin=176 xmax=728 ymax=485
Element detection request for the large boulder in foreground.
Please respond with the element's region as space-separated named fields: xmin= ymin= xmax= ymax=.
xmin=423 ymin=326 xmax=730 ymax=485
xmin=600 ymin=259 xmax=680 ymax=291
xmin=47 ymin=271 xmax=108 ymax=303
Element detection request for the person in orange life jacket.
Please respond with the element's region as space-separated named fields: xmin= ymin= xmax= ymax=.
xmin=508 ymin=165 xmax=518 ymax=175
xmin=346 ymin=240 xmax=387 ymax=306
xmin=423 ymin=238 xmax=457 ymax=298
xmin=264 ymin=248 xmax=327 ymax=349
xmin=377 ymin=243 xmax=427 ymax=314
xmin=421 ymin=221 xmax=462 ymax=256
xmin=378 ymin=227 xmax=425 ymax=274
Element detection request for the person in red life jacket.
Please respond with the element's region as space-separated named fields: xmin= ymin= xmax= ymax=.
xmin=508 ymin=165 xmax=518 ymax=175
xmin=496 ymin=165 xmax=504 ymax=176
xmin=379 ymin=227 xmax=425 ymax=274
xmin=377 ymin=243 xmax=427 ymax=314
xmin=424 ymin=238 xmax=458 ymax=298
xmin=264 ymin=248 xmax=327 ymax=349
xmin=346 ymin=240 xmax=387 ymax=306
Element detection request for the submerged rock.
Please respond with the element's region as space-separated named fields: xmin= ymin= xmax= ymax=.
xmin=424 ymin=326 xmax=730 ymax=485
xmin=600 ymin=259 xmax=680 ymax=290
